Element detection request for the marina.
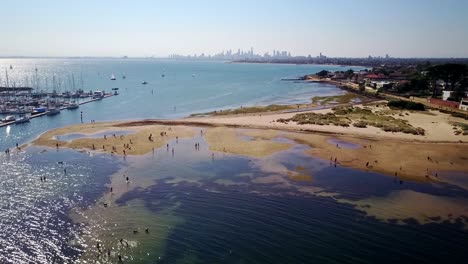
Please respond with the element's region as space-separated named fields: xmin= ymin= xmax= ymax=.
xmin=0 ymin=93 xmax=113 ymax=128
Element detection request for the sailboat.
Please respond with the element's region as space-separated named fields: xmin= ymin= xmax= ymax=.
xmin=47 ymin=76 xmax=61 ymax=116
xmin=9 ymin=65 xmax=13 ymax=70
xmin=110 ymin=74 xmax=116 ymax=80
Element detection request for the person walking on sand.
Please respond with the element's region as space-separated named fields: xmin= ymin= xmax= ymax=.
xmin=167 ymin=144 xmax=169 ymax=151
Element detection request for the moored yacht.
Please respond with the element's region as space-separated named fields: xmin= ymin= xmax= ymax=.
xmin=66 ymin=101 xmax=79 ymax=110
xmin=46 ymin=108 xmax=61 ymax=116
xmin=15 ymin=115 xmax=30 ymax=124
xmin=3 ymin=115 xmax=16 ymax=122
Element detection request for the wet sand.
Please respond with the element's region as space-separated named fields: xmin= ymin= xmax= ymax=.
xmin=32 ymin=121 xmax=468 ymax=182
xmin=32 ymin=121 xmax=195 ymax=156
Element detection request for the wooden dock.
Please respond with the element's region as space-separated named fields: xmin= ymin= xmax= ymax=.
xmin=0 ymin=94 xmax=114 ymax=128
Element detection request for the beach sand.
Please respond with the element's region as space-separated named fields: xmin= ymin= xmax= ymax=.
xmin=32 ymin=118 xmax=468 ymax=182
xmin=185 ymin=106 xmax=468 ymax=142
xmin=32 ymin=121 xmax=195 ymax=156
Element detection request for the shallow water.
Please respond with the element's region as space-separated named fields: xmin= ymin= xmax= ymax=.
xmin=327 ymin=138 xmax=361 ymax=149
xmin=45 ymin=131 xmax=466 ymax=264
xmin=55 ymin=130 xmax=134 ymax=142
xmin=0 ymin=147 xmax=123 ymax=263
xmin=1 ymin=132 xmax=468 ymax=263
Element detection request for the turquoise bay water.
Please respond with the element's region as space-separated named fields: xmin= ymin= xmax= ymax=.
xmin=1 ymin=59 xmax=467 ymax=263
xmin=0 ymin=59 xmax=361 ymax=150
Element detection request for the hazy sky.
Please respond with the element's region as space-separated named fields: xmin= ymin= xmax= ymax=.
xmin=2 ymin=0 xmax=468 ymax=57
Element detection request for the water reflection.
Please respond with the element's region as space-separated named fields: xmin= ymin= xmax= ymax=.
xmin=1 ymin=131 xmax=467 ymax=263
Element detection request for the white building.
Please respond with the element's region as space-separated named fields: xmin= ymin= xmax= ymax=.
xmin=442 ymin=91 xmax=453 ymax=100
xmin=459 ymin=98 xmax=468 ymax=111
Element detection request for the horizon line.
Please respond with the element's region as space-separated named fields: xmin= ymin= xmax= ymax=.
xmin=1 ymin=55 xmax=468 ymax=60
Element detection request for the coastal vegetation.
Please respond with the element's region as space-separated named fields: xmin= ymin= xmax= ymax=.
xmin=277 ymin=106 xmax=426 ymax=135
xmin=452 ymin=122 xmax=468 ymax=135
xmin=190 ymin=104 xmax=294 ymax=117
xmin=311 ymin=93 xmax=366 ymax=105
xmin=387 ymin=100 xmax=425 ymax=111
xmin=191 ymin=93 xmax=370 ymax=117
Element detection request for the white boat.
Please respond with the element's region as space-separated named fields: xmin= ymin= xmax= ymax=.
xmin=15 ymin=115 xmax=30 ymax=124
xmin=66 ymin=102 xmax=79 ymax=110
xmin=110 ymin=74 xmax=116 ymax=80
xmin=3 ymin=115 xmax=16 ymax=122
xmin=47 ymin=108 xmax=61 ymax=116
xmin=93 ymin=90 xmax=104 ymax=99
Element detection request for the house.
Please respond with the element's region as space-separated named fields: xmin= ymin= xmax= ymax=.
xmin=442 ymin=91 xmax=453 ymax=100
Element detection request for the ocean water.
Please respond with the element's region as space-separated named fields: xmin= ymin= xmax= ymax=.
xmin=1 ymin=59 xmax=467 ymax=263
xmin=0 ymin=59 xmax=362 ymax=150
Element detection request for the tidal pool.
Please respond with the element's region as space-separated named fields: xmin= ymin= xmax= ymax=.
xmin=54 ymin=130 xmax=134 ymax=142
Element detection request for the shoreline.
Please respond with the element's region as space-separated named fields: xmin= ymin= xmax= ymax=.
xmin=31 ymin=118 xmax=468 ymax=182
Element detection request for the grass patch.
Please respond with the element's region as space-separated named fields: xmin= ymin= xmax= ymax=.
xmin=279 ymin=106 xmax=425 ymax=135
xmin=311 ymin=93 xmax=365 ymax=105
xmin=191 ymin=104 xmax=293 ymax=117
xmin=438 ymin=109 xmax=468 ymax=119
xmin=452 ymin=122 xmax=468 ymax=135
xmin=278 ymin=112 xmax=351 ymax=127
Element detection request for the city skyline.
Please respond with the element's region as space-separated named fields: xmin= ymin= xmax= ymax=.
xmin=1 ymin=0 xmax=468 ymax=58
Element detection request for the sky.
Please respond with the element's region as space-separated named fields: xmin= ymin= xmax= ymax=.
xmin=1 ymin=0 xmax=468 ymax=58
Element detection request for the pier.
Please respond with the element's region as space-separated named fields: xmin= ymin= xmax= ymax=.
xmin=0 ymin=94 xmax=114 ymax=128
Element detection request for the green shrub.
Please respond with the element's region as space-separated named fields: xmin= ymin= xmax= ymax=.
xmin=353 ymin=121 xmax=368 ymax=128
xmin=387 ymin=100 xmax=425 ymax=111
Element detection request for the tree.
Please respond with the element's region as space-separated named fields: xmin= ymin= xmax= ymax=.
xmin=344 ymin=69 xmax=354 ymax=79
xmin=427 ymin=64 xmax=467 ymax=99
xmin=316 ymin=70 xmax=329 ymax=77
